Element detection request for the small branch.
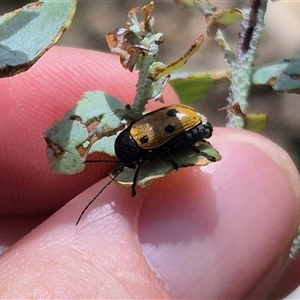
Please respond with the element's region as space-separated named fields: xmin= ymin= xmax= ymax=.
xmin=240 ymin=0 xmax=261 ymax=54
xmin=130 ymin=53 xmax=155 ymax=118
xmin=214 ymin=30 xmax=236 ymax=67
xmin=227 ymin=0 xmax=268 ymax=128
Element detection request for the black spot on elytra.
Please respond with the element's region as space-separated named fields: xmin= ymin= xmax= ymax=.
xmin=166 ymin=108 xmax=179 ymax=117
xmin=165 ymin=124 xmax=175 ymax=133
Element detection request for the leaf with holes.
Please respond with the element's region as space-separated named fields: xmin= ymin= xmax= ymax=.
xmin=252 ymin=58 xmax=300 ymax=93
xmin=44 ymin=91 xmax=125 ymax=174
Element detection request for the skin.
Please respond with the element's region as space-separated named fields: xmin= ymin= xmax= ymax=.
xmin=0 ymin=47 xmax=300 ymax=299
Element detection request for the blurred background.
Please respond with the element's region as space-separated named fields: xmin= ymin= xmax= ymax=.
xmin=1 ymin=1 xmax=300 ymax=168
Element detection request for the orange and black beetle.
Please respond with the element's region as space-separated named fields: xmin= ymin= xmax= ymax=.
xmin=115 ymin=104 xmax=215 ymax=195
xmin=76 ymin=104 xmax=215 ymax=225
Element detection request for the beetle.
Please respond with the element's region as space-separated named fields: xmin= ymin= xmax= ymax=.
xmin=76 ymin=104 xmax=215 ymax=225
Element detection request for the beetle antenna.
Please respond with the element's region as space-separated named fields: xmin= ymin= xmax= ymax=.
xmin=76 ymin=165 xmax=125 ymax=226
xmin=85 ymin=159 xmax=119 ymax=163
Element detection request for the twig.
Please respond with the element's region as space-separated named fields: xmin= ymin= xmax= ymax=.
xmin=227 ymin=0 xmax=268 ymax=128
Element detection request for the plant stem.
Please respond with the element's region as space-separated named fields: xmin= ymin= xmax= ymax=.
xmin=129 ymin=53 xmax=155 ymax=119
xmin=214 ymin=30 xmax=236 ymax=67
xmin=227 ymin=0 xmax=268 ymax=128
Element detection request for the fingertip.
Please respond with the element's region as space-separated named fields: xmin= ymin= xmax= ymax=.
xmin=211 ymin=127 xmax=300 ymax=218
xmin=138 ymin=128 xmax=300 ymax=299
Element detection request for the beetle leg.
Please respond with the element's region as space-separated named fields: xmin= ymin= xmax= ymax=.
xmin=149 ymin=150 xmax=179 ymax=170
xmin=199 ymin=151 xmax=216 ymax=162
xmin=188 ymin=144 xmax=216 ymax=162
xmin=167 ymin=159 xmax=179 ymax=170
xmin=158 ymin=156 xmax=179 ymax=170
xmin=131 ymin=161 xmax=142 ymax=197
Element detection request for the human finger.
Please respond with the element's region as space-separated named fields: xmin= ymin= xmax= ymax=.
xmin=0 ymin=47 xmax=178 ymax=216
xmin=1 ymin=128 xmax=299 ymax=298
xmin=138 ymin=128 xmax=300 ymax=298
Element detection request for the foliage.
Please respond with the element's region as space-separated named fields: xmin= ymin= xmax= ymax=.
xmin=0 ymin=0 xmax=77 ymax=77
xmin=45 ymin=2 xmax=221 ymax=188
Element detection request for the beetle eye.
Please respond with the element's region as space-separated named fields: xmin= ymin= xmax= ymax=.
xmin=165 ymin=124 xmax=175 ymax=133
xmin=139 ymin=135 xmax=149 ymax=144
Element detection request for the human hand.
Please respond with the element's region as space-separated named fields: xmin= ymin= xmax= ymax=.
xmin=0 ymin=47 xmax=299 ymax=299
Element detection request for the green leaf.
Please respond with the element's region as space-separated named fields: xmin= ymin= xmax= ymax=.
xmin=212 ymin=8 xmax=242 ymax=27
xmin=44 ymin=91 xmax=125 ymax=174
xmin=0 ymin=0 xmax=77 ymax=77
xmin=169 ymin=71 xmax=228 ymax=104
xmin=152 ymin=35 xmax=204 ymax=81
xmin=206 ymin=8 xmax=242 ymax=37
xmin=45 ymin=119 xmax=87 ymax=174
xmin=110 ymin=141 xmax=221 ymax=188
xmin=245 ymin=114 xmax=268 ymax=132
xmin=252 ymin=58 xmax=300 ymax=93
xmin=219 ymin=104 xmax=268 ymax=132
